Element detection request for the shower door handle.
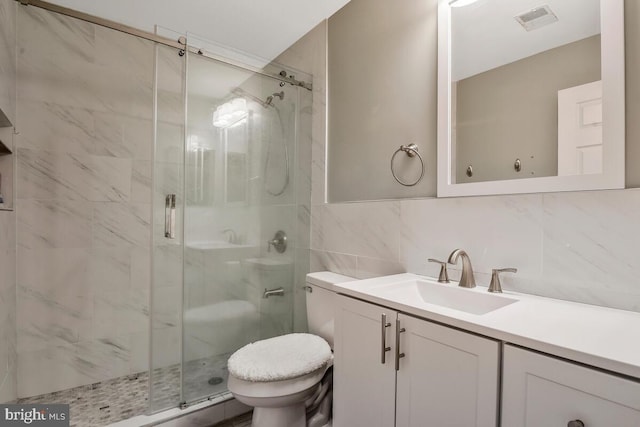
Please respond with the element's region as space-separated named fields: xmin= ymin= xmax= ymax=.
xmin=165 ymin=194 xmax=176 ymax=239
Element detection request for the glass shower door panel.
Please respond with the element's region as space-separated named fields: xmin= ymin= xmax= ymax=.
xmin=150 ymin=43 xmax=186 ymax=413
xmin=182 ymin=52 xmax=298 ymax=404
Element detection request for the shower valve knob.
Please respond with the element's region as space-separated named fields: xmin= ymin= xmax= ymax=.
xmin=267 ymin=230 xmax=287 ymax=253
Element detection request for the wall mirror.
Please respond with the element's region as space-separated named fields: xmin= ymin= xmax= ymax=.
xmin=437 ymin=0 xmax=625 ymax=197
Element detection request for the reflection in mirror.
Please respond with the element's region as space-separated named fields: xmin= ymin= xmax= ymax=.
xmin=187 ymin=135 xmax=216 ymax=206
xmin=224 ymin=118 xmax=249 ymax=205
xmin=186 ymin=99 xmax=250 ymax=207
xmin=453 ymin=0 xmax=600 ymax=183
xmin=438 ymin=0 xmax=625 ymax=197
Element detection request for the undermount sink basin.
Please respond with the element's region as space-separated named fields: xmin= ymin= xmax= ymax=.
xmin=374 ymin=279 xmax=517 ymax=315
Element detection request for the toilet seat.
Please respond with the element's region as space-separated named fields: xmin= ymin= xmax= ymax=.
xmin=228 ymin=333 xmax=332 ymax=382
xmin=228 ymin=365 xmax=326 ymax=400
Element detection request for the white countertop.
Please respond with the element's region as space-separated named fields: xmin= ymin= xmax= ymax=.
xmin=334 ymin=273 xmax=640 ymax=379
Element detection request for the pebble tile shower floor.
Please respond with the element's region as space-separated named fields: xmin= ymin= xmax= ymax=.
xmin=15 ymin=354 xmax=231 ymax=426
xmin=16 ymin=373 xmax=149 ymax=427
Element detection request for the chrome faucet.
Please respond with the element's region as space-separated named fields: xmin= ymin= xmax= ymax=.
xmin=488 ymin=268 xmax=517 ymax=293
xmin=447 ymin=249 xmax=476 ymax=288
xmin=427 ymin=258 xmax=450 ymax=283
xmin=221 ymin=228 xmax=238 ymax=244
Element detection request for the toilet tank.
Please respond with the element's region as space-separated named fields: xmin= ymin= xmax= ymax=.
xmin=305 ymin=271 xmax=355 ymax=348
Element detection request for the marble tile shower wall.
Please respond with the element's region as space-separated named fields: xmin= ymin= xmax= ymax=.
xmin=310 ymin=189 xmax=640 ymax=313
xmin=15 ymin=7 xmax=154 ymax=397
xmin=0 ymin=212 xmax=16 ymax=403
xmin=271 ymin=22 xmax=326 ymax=333
xmin=0 ymin=0 xmax=16 ymax=405
xmin=0 ymin=0 xmax=16 ymax=124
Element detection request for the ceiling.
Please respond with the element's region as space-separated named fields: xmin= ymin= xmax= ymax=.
xmin=46 ymin=0 xmax=350 ymax=67
xmin=452 ymin=0 xmax=600 ymax=81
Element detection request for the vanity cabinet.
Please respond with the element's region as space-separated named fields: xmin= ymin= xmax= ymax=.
xmin=502 ymin=345 xmax=640 ymax=427
xmin=334 ymin=295 xmax=500 ymax=427
xmin=395 ymin=313 xmax=500 ymax=427
xmin=333 ymin=295 xmax=397 ymax=427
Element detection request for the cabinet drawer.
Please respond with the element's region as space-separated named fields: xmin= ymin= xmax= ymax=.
xmin=502 ymin=345 xmax=640 ymax=427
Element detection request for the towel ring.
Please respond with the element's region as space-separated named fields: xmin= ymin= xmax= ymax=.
xmin=391 ymin=143 xmax=425 ymax=187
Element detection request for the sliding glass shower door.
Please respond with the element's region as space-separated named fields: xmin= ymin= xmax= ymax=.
xmin=180 ymin=52 xmax=303 ymax=404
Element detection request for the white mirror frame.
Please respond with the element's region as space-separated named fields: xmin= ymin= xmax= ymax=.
xmin=437 ymin=0 xmax=625 ymax=197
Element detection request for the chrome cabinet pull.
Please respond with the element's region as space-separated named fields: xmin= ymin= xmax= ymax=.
xmin=567 ymin=421 xmax=585 ymax=427
xmin=380 ymin=314 xmax=392 ymax=364
xmin=165 ymin=194 xmax=176 ymax=239
xmin=395 ymin=318 xmax=406 ymax=371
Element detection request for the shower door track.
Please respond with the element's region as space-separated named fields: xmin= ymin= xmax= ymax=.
xmin=15 ymin=0 xmax=313 ymax=91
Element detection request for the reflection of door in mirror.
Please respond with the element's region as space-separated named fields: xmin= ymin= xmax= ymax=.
xmin=558 ymin=80 xmax=602 ymax=176
xmin=451 ymin=0 xmax=601 ymax=184
xmin=438 ymin=0 xmax=625 ymax=197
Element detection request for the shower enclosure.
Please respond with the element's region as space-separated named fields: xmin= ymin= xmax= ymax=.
xmin=151 ymin=48 xmax=313 ymax=409
xmin=9 ymin=2 xmax=313 ymax=423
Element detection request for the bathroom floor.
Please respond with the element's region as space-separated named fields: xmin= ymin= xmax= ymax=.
xmin=212 ymin=412 xmax=253 ymax=427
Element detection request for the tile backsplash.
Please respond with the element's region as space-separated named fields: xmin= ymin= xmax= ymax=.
xmin=311 ymin=189 xmax=640 ymax=313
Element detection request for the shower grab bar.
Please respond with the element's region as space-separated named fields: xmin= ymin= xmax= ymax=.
xmin=165 ymin=194 xmax=176 ymax=239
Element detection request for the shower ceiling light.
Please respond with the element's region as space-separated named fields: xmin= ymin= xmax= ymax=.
xmin=449 ymin=0 xmax=481 ymax=7
xmin=213 ymin=98 xmax=248 ymax=128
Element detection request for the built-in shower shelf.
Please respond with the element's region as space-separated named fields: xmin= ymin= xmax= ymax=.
xmin=0 ymin=106 xmax=11 ymax=128
xmin=0 ymin=110 xmax=14 ymax=210
xmin=0 ymin=138 xmax=11 ymax=155
xmin=0 ymin=106 xmax=13 ymax=155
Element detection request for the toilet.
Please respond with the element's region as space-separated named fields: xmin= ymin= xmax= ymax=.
xmin=227 ymin=271 xmax=354 ymax=427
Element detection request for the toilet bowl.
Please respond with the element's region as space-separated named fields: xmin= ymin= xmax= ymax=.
xmin=227 ymin=272 xmax=354 ymax=427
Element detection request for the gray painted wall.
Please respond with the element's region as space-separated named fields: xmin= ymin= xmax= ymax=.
xmin=327 ymin=0 xmax=437 ymax=202
xmin=327 ymin=0 xmax=640 ymax=200
xmin=455 ymin=35 xmax=601 ymax=183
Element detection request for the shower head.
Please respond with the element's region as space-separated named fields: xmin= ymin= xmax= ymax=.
xmin=231 ymin=87 xmax=268 ymax=108
xmin=231 ymin=87 xmax=284 ymax=108
xmin=265 ymin=91 xmax=285 ymax=106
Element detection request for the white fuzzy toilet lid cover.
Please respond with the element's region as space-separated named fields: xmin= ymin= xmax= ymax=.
xmin=228 ymin=333 xmax=332 ymax=382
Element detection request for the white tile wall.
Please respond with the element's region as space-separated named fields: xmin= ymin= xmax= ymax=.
xmin=0 ymin=211 xmax=16 ymax=403
xmin=0 ymin=0 xmax=17 ymax=405
xmin=0 ymin=0 xmax=16 ymax=124
xmin=15 ymin=6 xmax=154 ymax=398
xmin=311 ymin=190 xmax=640 ymax=313
xmin=273 ymin=21 xmax=327 ymax=332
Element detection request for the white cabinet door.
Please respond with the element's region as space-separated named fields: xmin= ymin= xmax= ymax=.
xmin=333 ymin=295 xmax=397 ymax=427
xmin=502 ymin=345 xmax=640 ymax=427
xmin=396 ymin=314 xmax=500 ymax=427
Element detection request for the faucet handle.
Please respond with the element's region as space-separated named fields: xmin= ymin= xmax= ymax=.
xmin=488 ymin=268 xmax=517 ymax=293
xmin=428 ymin=259 xmax=450 ymax=283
